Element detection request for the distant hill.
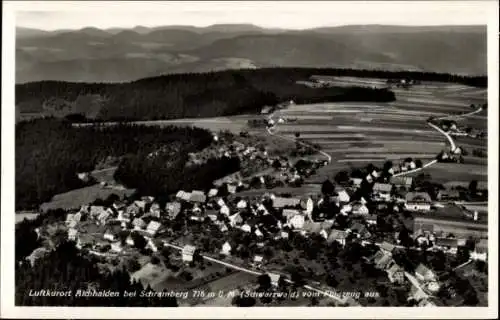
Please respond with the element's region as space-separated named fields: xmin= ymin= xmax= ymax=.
xmin=15 ymin=24 xmax=487 ymax=83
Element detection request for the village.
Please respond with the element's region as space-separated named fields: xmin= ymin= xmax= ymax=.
xmin=24 ymin=128 xmax=488 ymax=307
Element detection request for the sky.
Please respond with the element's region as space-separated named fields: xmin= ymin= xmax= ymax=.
xmin=12 ymin=1 xmax=491 ymax=31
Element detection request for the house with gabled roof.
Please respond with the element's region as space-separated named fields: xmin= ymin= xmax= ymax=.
xmin=227 ymin=185 xmax=237 ymax=194
xmin=132 ymin=217 xmax=146 ymax=230
xmin=189 ymin=190 xmax=207 ymax=203
xmin=289 ymin=214 xmax=305 ymax=230
xmin=405 ymin=192 xmax=432 ymax=212
xmin=208 ymin=188 xmax=219 ymax=198
xmin=352 ymin=202 xmax=369 ymax=216
xmin=97 ymin=210 xmax=111 ymax=224
xmin=125 ymin=203 xmax=142 ymax=217
xmin=89 ymin=205 xmax=106 ymax=216
xmin=145 ymin=221 xmax=161 ymax=237
xmin=365 ymin=214 xmax=377 ymax=225
xmin=68 ymin=228 xmax=78 ymax=241
xmin=268 ymin=272 xmax=282 ymax=287
xmin=373 ymin=183 xmax=393 ymax=201
xmin=379 ymin=241 xmax=396 ymax=254
xmin=149 ymin=202 xmax=162 ymax=218
xmin=390 ymin=176 xmax=413 ymax=189
xmin=415 ymin=263 xmax=436 ymax=282
xmin=182 ymin=245 xmax=197 ymax=262
xmin=336 ymin=189 xmax=351 ymax=203
xmin=240 ymin=223 xmax=252 ymax=233
xmin=176 ymin=190 xmax=192 ymax=201
xmin=134 ymin=200 xmax=147 ymax=210
xmin=220 ymin=241 xmax=233 ymax=255
xmin=103 ymin=228 xmax=117 ymax=241
xmin=327 ymin=229 xmax=349 ymax=246
xmin=387 ymin=263 xmax=405 ymax=284
xmin=165 ymin=202 xmax=181 ymax=220
xmin=252 ymin=255 xmax=264 ymax=268
xmin=272 ymin=197 xmax=301 ymax=209
xmin=350 ymin=178 xmax=362 ymax=188
xmin=372 ymin=250 xmax=393 ymax=270
xmin=229 ymin=212 xmax=243 ymax=227
xmin=350 ymin=222 xmax=371 ymax=239
xmin=26 ymin=247 xmax=49 ymax=267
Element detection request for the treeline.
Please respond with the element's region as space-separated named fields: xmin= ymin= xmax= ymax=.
xmin=14 ymin=67 xmax=450 ymax=121
xmin=114 ymin=152 xmax=241 ymax=198
xmin=16 ymin=118 xmax=213 ymax=209
xmin=16 ymin=240 xmax=178 ymax=306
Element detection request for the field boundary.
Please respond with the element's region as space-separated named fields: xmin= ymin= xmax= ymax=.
xmin=266 ymin=103 xmax=483 ymax=179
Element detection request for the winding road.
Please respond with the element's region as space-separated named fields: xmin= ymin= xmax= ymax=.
xmin=266 ymin=104 xmax=483 ymax=179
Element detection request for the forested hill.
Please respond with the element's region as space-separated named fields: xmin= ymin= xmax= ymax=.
xmin=16 ymin=68 xmax=486 ymax=122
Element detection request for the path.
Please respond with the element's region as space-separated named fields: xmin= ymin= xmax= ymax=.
xmin=266 ymin=104 xmax=482 ymax=180
xmin=163 ymin=241 xmax=351 ymax=305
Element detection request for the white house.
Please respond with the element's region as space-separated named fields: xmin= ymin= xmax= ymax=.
xmin=103 ymin=229 xmax=116 ymax=241
xmin=255 ymin=228 xmax=264 ymax=238
xmin=229 ymin=213 xmax=243 ymax=227
xmin=240 ymin=223 xmax=252 ymax=233
xmin=208 ymin=188 xmax=219 ymax=198
xmin=111 ymin=241 xmax=123 ymax=253
xmin=220 ymin=205 xmax=230 ymax=216
xmin=352 ymin=203 xmax=369 ymax=216
xmin=373 ymin=183 xmax=393 ymax=201
xmin=237 ymin=199 xmax=248 ymax=209
xmin=290 ymin=214 xmax=305 ymax=229
xmin=220 ymin=241 xmax=232 ymax=255
xmin=182 ymin=245 xmax=197 ymax=262
xmin=126 ymin=234 xmax=135 ymax=246
xmin=68 ymin=228 xmax=78 ymax=241
xmin=405 ymin=192 xmax=432 ymax=212
xmin=145 ymin=221 xmax=161 ymax=237
xmin=336 ymin=190 xmax=350 ymax=203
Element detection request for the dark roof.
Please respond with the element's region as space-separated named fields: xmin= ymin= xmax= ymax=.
xmin=406 ymin=192 xmax=432 ymax=203
xmin=435 ymin=238 xmax=458 ymax=247
xmin=390 ymin=176 xmax=413 ymax=187
xmin=373 ymin=183 xmax=392 ymax=193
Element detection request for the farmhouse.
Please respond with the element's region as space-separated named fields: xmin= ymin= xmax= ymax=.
xmin=373 ymin=183 xmax=392 ymax=201
xmin=365 ymin=214 xmax=377 ymax=225
xmin=390 ymin=176 xmax=413 ymax=189
xmin=350 ymin=178 xmax=362 ymax=188
xmin=103 ymin=229 xmax=117 ymax=241
xmin=165 ymin=202 xmax=181 ymax=220
xmin=273 ymin=197 xmax=301 ymax=209
xmin=208 ymin=188 xmax=219 ymax=198
xmin=387 ymin=264 xmax=405 ymax=284
xmin=352 ymin=203 xmax=369 ymax=216
xmin=415 ymin=264 xmax=436 ymax=282
xmin=327 ymin=229 xmax=349 ymax=246
xmin=182 ymin=245 xmax=197 ymax=263
xmin=176 ymin=190 xmax=191 ymax=202
xmin=413 ymin=215 xmax=487 ymax=239
xmin=372 ymin=250 xmax=394 ymax=270
xmin=436 ymin=190 xmax=461 ymax=201
xmin=213 ymin=172 xmax=243 ymax=187
xmin=146 ymin=221 xmax=161 ymax=237
xmin=68 ymin=228 xmax=78 ymax=241
xmin=132 ymin=218 xmax=146 ymax=230
xmin=111 ymin=241 xmax=123 ymax=253
xmin=289 ymin=214 xmax=306 ymax=229
xmin=336 ymin=189 xmax=351 ymax=203
xmin=189 ymin=190 xmax=207 ymax=204
xmin=26 ymin=247 xmax=49 ymax=267
xmin=253 ymin=255 xmax=264 ymax=268
xmin=405 ymin=192 xmax=432 ymax=212
xmin=220 ymin=241 xmax=232 ymax=256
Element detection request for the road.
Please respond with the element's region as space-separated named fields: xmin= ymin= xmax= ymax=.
xmin=162 ymin=241 xmax=352 ymax=305
xmin=266 ymin=104 xmax=482 ymax=180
